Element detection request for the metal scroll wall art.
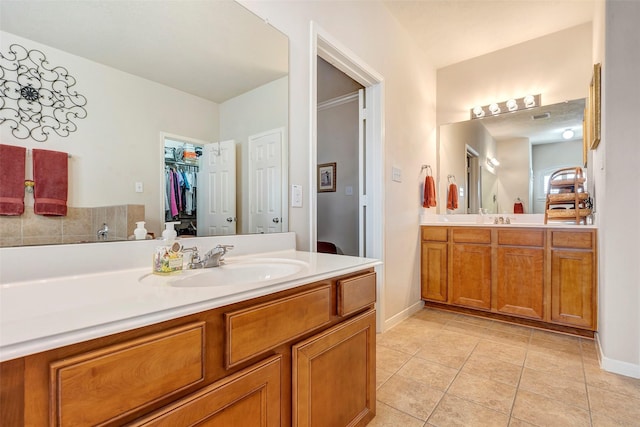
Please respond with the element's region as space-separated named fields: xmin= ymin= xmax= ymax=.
xmin=0 ymin=43 xmax=87 ymax=142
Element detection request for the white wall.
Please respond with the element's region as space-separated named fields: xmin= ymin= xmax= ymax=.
xmin=596 ymin=0 xmax=640 ymax=377
xmin=241 ymin=0 xmax=437 ymax=326
xmin=219 ymin=76 xmax=288 ymax=234
xmin=1 ymin=31 xmax=219 ymax=236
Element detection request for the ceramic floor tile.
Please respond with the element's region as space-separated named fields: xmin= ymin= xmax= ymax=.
xmin=428 ymin=394 xmax=510 ymax=427
xmin=367 ymin=401 xmax=426 ymax=427
xmin=414 ymin=330 xmax=478 ymax=369
xmin=588 ymin=384 xmax=640 ymax=425
xmin=396 ymin=357 xmax=459 ymax=392
xmin=472 ymin=340 xmax=527 ymax=366
xmin=461 ymin=353 xmax=523 ymax=387
xmin=531 ymin=328 xmax=581 ymax=344
xmin=454 ymin=314 xmax=498 ymax=328
xmin=482 ymin=328 xmax=531 ymax=348
xmin=529 ymin=335 xmax=582 ymax=356
xmin=590 ymin=410 xmax=636 ymax=427
xmin=444 ymin=320 xmax=493 ymax=337
xmin=511 ymin=389 xmax=591 ymax=427
xmin=489 ymin=321 xmax=533 ymax=338
xmin=446 ymin=372 xmax=517 ymax=414
xmin=377 ymin=328 xmax=424 ymax=355
xmin=412 ymin=308 xmax=459 ymax=324
xmin=508 ymin=418 xmax=538 ymax=427
xmin=518 ymin=367 xmax=589 ymax=409
xmin=376 ymin=366 xmax=395 ymax=390
xmin=376 ymin=374 xmax=444 ymax=421
xmin=376 ymin=343 xmax=412 ymax=372
xmin=524 ymin=349 xmax=585 ymax=383
xmin=584 ymin=363 xmax=640 ymax=400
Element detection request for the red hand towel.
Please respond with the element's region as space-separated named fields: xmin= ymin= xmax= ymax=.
xmin=447 ymin=183 xmax=458 ymax=210
xmin=33 ymin=148 xmax=68 ymax=216
xmin=423 ymin=175 xmax=437 ymax=207
xmin=0 ymin=144 xmax=26 ymax=215
xmin=514 ymin=202 xmax=524 ymax=214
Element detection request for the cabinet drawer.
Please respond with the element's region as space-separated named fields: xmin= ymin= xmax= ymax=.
xmin=422 ymin=227 xmax=448 ymax=242
xmin=551 ymin=231 xmax=593 ymax=249
xmin=225 ymin=285 xmax=331 ymax=368
xmin=337 ymin=272 xmax=376 ymax=317
xmin=50 ymin=322 xmax=205 ymax=427
xmin=452 ymin=228 xmax=491 ymax=244
xmin=498 ymin=229 xmax=544 ymax=247
xmin=130 ymin=355 xmax=282 ymax=427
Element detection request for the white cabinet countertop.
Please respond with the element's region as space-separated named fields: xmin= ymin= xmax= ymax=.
xmin=0 ymin=249 xmax=380 ymax=362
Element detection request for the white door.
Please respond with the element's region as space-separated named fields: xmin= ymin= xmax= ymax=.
xmin=197 ymin=140 xmax=236 ymax=236
xmin=249 ymin=129 xmax=283 ymax=234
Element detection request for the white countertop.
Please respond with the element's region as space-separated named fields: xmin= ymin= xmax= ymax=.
xmin=0 ymin=249 xmax=380 ymax=362
xmin=419 ymin=213 xmax=596 ymax=228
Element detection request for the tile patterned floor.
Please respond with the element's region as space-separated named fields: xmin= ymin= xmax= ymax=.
xmin=371 ymin=308 xmax=640 ymax=427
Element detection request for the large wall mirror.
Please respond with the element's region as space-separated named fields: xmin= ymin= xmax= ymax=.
xmin=0 ymin=0 xmax=288 ymax=246
xmin=439 ymin=98 xmax=585 ymax=215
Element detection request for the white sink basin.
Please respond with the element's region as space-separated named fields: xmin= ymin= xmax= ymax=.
xmin=141 ymin=258 xmax=309 ymax=288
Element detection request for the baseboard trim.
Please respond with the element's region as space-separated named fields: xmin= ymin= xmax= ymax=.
xmin=381 ymin=300 xmax=424 ymax=332
xmin=596 ymin=333 xmax=640 ymax=379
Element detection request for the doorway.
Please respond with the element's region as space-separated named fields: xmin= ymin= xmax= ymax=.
xmin=316 ymin=58 xmax=363 ymax=256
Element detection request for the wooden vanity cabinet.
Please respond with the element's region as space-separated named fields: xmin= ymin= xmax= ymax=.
xmin=496 ymin=229 xmax=544 ymax=320
xmin=0 ymin=269 xmax=377 ymax=427
xmin=420 ymin=227 xmax=448 ymax=302
xmin=450 ymin=228 xmax=492 ymax=310
xmin=550 ymin=230 xmax=597 ymax=329
xmin=421 ymin=225 xmax=597 ymax=334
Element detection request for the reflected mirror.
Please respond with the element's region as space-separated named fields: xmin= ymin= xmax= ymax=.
xmin=439 ymin=98 xmax=585 ymax=215
xmin=0 ymin=0 xmax=288 ymax=246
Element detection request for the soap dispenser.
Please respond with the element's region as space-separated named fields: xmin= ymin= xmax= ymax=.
xmin=162 ymin=221 xmax=179 ymax=242
xmin=134 ymin=221 xmax=147 ymax=240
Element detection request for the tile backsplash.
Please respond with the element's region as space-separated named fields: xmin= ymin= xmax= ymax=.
xmin=0 ymin=204 xmax=145 ymax=247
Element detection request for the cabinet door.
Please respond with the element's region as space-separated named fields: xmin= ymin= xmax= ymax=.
xmin=293 ymin=310 xmax=375 ymax=427
xmin=421 ymin=242 xmax=448 ymax=302
xmin=551 ymin=249 xmax=595 ymax=329
xmin=130 ymin=355 xmax=282 ymax=427
xmin=451 ymin=244 xmax=492 ymax=309
xmin=497 ymin=247 xmax=544 ymax=319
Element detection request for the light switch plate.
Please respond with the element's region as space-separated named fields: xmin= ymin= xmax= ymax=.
xmin=135 ymin=182 xmax=144 ymax=193
xmin=291 ymin=184 xmax=303 ymax=207
xmin=392 ymin=167 xmax=402 ymax=182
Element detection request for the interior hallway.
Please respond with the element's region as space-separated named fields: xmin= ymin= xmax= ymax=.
xmin=372 ymin=308 xmax=640 ymax=426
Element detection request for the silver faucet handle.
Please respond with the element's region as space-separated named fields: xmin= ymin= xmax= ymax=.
xmin=182 ymin=246 xmax=200 ymax=264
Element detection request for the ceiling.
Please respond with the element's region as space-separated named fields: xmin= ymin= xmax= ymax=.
xmin=383 ymin=0 xmax=596 ymax=69
xmin=0 ymin=0 xmax=288 ymax=103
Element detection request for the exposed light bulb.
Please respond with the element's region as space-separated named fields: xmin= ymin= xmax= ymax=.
xmin=562 ymin=129 xmax=575 ymax=140
xmin=524 ymin=95 xmax=536 ymax=108
xmin=506 ymin=99 xmax=518 ymax=111
xmin=473 ymin=106 xmax=485 ymax=118
xmin=489 ymin=103 xmax=501 ymax=115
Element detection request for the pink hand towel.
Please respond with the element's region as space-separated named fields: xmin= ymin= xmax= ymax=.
xmin=33 ymin=148 xmax=68 ymax=216
xmin=0 ymin=144 xmax=26 ymax=215
xmin=422 ymin=175 xmax=437 ymax=207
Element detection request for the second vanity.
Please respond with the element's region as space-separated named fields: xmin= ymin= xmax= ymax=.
xmin=420 ymin=219 xmax=597 ymax=336
xmin=0 ymin=233 xmax=379 ymax=426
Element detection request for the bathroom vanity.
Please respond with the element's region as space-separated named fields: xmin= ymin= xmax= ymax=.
xmin=0 ymin=236 xmax=379 ymax=426
xmin=421 ymin=223 xmax=597 ymax=335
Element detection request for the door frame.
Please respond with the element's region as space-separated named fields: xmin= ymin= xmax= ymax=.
xmin=310 ymin=22 xmax=385 ymax=332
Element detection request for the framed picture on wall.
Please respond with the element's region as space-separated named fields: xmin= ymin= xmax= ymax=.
xmin=318 ymin=162 xmax=336 ymax=192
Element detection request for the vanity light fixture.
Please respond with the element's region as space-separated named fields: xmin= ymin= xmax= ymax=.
xmin=562 ymin=129 xmax=575 ymax=140
xmin=487 ymin=157 xmax=500 ymax=167
xmin=470 ymin=94 xmax=541 ymax=120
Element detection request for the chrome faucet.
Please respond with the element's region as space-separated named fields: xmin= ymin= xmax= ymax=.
xmin=97 ymin=223 xmax=109 ymax=240
xmin=188 ymin=244 xmax=234 ymax=269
